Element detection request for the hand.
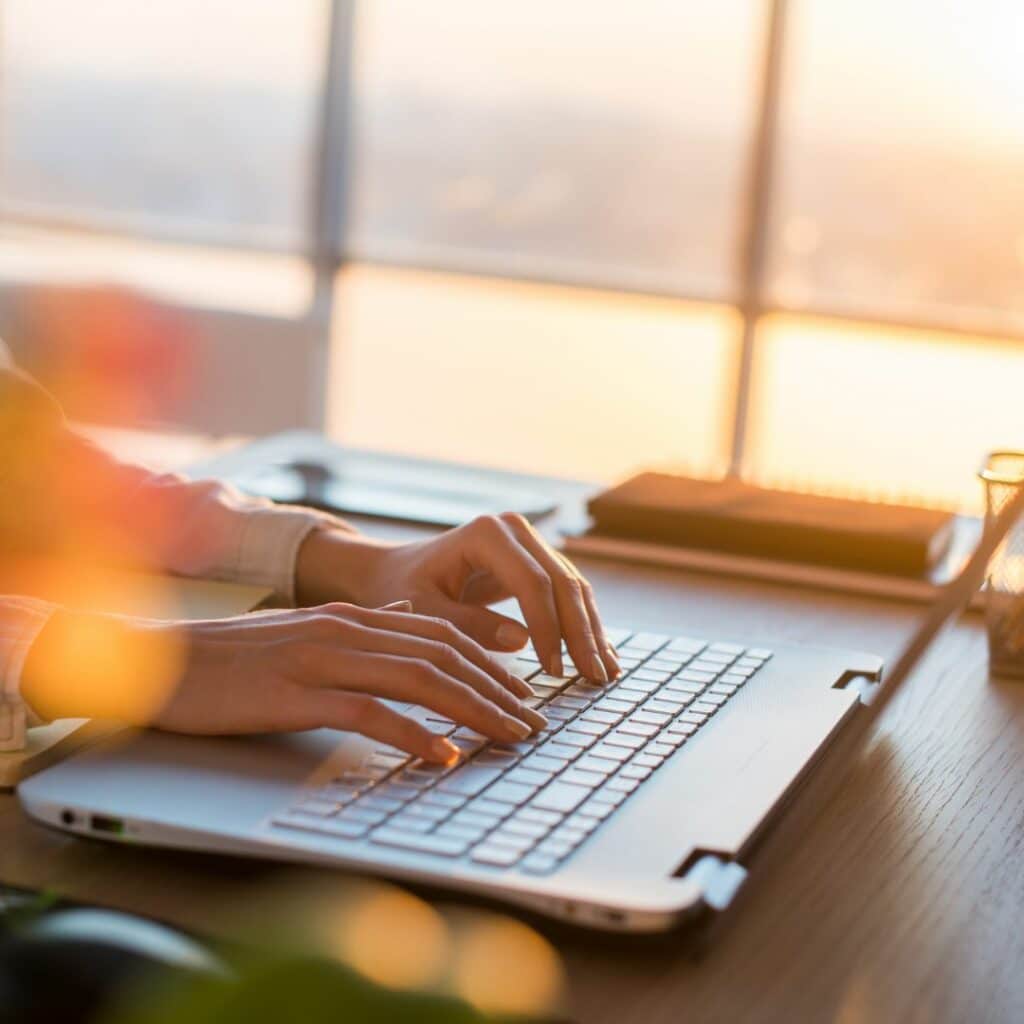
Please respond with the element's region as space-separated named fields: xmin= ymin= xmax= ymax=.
xmin=296 ymin=513 xmax=620 ymax=683
xmin=21 ymin=601 xmax=546 ymax=763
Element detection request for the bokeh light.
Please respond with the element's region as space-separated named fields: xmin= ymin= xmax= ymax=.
xmin=332 ymin=886 xmax=450 ymax=992
xmin=450 ymin=916 xmax=564 ymax=1017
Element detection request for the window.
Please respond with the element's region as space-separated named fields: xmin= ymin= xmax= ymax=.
xmin=2 ymin=1 xmax=1022 ymax=510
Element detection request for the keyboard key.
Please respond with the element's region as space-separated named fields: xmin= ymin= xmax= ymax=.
xmin=294 ymin=799 xmax=339 ymax=817
xmin=521 ymin=854 xmax=560 ymax=875
xmin=544 ymin=705 xmax=576 ymax=722
xmin=474 ymin=749 xmax=519 ymax=767
xmin=372 ymin=829 xmax=469 ymax=857
xmin=560 ymin=767 xmax=604 ymax=789
xmin=424 ymin=720 xmax=456 ymax=736
xmin=617 ymin=721 xmax=660 ymax=739
xmin=678 ymin=670 xmax=717 ymax=684
xmin=359 ymin=796 xmax=405 ymax=814
xmin=421 ymin=790 xmax=468 ymax=810
xmin=565 ymin=812 xmax=601 ymax=833
xmin=605 ymin=731 xmax=646 ymax=751
xmin=595 ymin=787 xmax=628 ymax=807
xmin=373 ymin=783 xmax=420 ymax=803
xmin=588 ymin=742 xmax=632 ymax=764
xmin=436 ymin=822 xmax=488 ymax=843
xmin=581 ymin=708 xmax=621 ymax=726
xmin=516 ymin=807 xmax=563 ymax=827
xmin=646 ymin=742 xmax=676 ymax=758
xmin=275 ymin=815 xmax=368 ymax=839
xmin=700 ymin=692 xmax=729 ymax=706
xmin=666 ymin=636 xmax=706 ymax=655
xmin=620 ymin=763 xmax=653 ymax=781
xmin=607 ymin=776 xmax=640 ymax=794
xmin=537 ymin=837 xmax=579 ymax=858
xmin=522 ymin=753 xmax=568 ymax=774
xmin=439 ymin=766 xmax=503 ymax=797
xmin=747 ymin=648 xmax=773 ymax=660
xmin=666 ymin=680 xmax=706 ymax=696
xmin=691 ymin=701 xmax=719 ymax=715
xmin=720 ymin=672 xmax=750 ymax=686
xmin=339 ymin=806 xmax=388 ymax=825
xmin=665 ymin=721 xmax=698 ymax=738
xmin=575 ymin=754 xmax=616 ymax=776
xmin=595 ymin=697 xmax=634 ymax=715
xmin=401 ymin=803 xmax=450 ymax=823
xmin=678 ymin=710 xmax=709 ymax=726
xmin=539 ymin=740 xmax=583 ymax=760
xmin=506 ymin=766 xmax=553 ymax=787
xmin=580 ymin=798 xmax=616 ymax=820
xmin=485 ymin=781 xmax=537 ymax=806
xmin=565 ymin=718 xmax=609 ymax=738
xmin=385 ymin=813 xmax=436 ymax=833
xmin=555 ymin=731 xmax=596 ymax=751
xmin=699 ymin=651 xmax=737 ymax=666
xmin=450 ymin=810 xmax=502 ymax=830
xmin=630 ymin=669 xmax=671 ymax=684
xmin=550 ymin=695 xmax=588 ymax=711
xmin=631 ymin=710 xmax=671 ymax=727
xmin=500 ymin=818 xmax=551 ymax=840
xmin=628 ymin=633 xmax=669 ymax=651
xmin=633 ymin=752 xmax=664 ymax=769
xmin=531 ymin=781 xmax=590 ymax=814
xmin=487 ymin=830 xmax=537 ymax=852
xmin=470 ymin=798 xmax=516 ymax=819
xmin=471 ymin=844 xmax=523 ymax=867
xmin=644 ymin=699 xmax=682 ymax=715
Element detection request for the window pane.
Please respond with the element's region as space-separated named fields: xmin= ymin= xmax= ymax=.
xmin=747 ymin=316 xmax=1024 ymax=512
xmin=770 ymin=0 xmax=1024 ymax=332
xmin=1 ymin=0 xmax=325 ymax=249
xmin=348 ymin=1 xmax=761 ymax=298
xmin=329 ymin=267 xmax=737 ymax=482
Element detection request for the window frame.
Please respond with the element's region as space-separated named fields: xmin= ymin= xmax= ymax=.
xmin=3 ymin=0 xmax=1021 ymax=473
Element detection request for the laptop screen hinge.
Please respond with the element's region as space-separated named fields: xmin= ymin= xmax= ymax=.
xmin=682 ymin=854 xmax=748 ymax=912
xmin=835 ymin=670 xmax=882 ymax=706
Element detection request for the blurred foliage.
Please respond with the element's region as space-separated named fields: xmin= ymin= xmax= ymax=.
xmin=103 ymin=951 xmax=539 ymax=1024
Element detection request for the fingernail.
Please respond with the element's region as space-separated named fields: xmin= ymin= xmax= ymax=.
xmin=604 ymin=644 xmax=622 ymax=678
xmin=509 ymin=674 xmax=534 ymax=698
xmin=502 ymin=715 xmax=532 ymax=740
xmin=496 ymin=622 xmax=530 ymax=650
xmin=430 ymin=737 xmax=460 ymax=764
xmin=520 ymin=706 xmax=548 ymax=730
xmin=589 ymin=652 xmax=609 ymax=683
xmin=381 ymin=600 xmax=413 ymax=612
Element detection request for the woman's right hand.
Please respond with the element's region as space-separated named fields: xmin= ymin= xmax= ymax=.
xmin=21 ymin=601 xmax=546 ymax=764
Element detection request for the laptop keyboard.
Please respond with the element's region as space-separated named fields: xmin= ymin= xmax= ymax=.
xmin=272 ymin=631 xmax=772 ymax=875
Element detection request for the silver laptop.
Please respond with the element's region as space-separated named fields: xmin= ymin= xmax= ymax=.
xmin=18 ymin=495 xmax=1017 ymax=934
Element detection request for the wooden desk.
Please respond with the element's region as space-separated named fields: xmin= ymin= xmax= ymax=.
xmin=2 ymin=474 xmax=1023 ymax=1021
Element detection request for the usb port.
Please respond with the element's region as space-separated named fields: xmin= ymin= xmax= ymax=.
xmin=90 ymin=815 xmax=125 ymax=836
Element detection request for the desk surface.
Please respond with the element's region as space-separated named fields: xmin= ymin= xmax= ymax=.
xmin=2 ymin=451 xmax=1023 ymax=1022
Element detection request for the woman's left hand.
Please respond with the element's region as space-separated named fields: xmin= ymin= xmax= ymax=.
xmin=297 ymin=513 xmax=620 ymax=683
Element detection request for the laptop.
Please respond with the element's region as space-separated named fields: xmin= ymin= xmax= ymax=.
xmin=18 ymin=492 xmax=1019 ymax=934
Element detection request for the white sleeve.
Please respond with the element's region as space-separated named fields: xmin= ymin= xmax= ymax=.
xmin=0 ymin=597 xmax=56 ymax=752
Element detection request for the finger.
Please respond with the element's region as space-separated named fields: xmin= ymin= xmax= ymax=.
xmin=500 ymin=514 xmax=607 ymax=683
xmin=351 ymin=606 xmax=536 ymax=702
xmin=556 ymin=552 xmax=620 ymax=679
xmin=379 ymin=600 xmax=413 ymax=612
xmin=427 ymin=599 xmax=530 ymax=654
xmin=289 ymin=646 xmax=538 ymax=744
xmin=467 ymin=516 xmax=565 ymax=677
xmin=330 ymin=614 xmax=546 ymax=730
xmin=303 ymin=689 xmax=458 ymax=764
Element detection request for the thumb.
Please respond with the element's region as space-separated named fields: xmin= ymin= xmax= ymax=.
xmin=435 ymin=599 xmax=530 ymax=652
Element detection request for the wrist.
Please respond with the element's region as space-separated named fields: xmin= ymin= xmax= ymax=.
xmin=294 ymin=526 xmax=397 ymax=608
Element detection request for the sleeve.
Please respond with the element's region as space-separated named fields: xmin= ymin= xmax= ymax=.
xmin=0 ymin=597 xmax=56 ymax=752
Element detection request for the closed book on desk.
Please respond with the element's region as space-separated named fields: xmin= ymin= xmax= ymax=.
xmin=587 ymin=474 xmax=955 ymax=577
